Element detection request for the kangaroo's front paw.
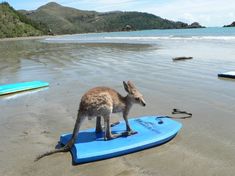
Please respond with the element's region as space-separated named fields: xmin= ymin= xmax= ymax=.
xmin=104 ymin=133 xmax=123 ymax=140
xmin=121 ymin=130 xmax=138 ymax=137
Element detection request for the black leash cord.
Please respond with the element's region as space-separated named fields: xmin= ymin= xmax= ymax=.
xmin=170 ymin=108 xmax=192 ymax=119
xmin=111 ymin=109 xmax=192 ymax=127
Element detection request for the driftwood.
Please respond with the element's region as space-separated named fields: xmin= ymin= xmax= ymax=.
xmin=172 ymin=56 xmax=193 ymax=61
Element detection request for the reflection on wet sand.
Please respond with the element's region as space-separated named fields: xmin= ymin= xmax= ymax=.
xmin=0 ymin=38 xmax=235 ymax=176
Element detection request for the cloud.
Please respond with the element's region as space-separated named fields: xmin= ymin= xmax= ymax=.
xmin=7 ymin=0 xmax=51 ymax=10
xmin=60 ymin=0 xmax=140 ymax=11
xmin=143 ymin=0 xmax=235 ymax=26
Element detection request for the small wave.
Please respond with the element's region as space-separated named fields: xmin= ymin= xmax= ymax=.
xmin=104 ymin=36 xmax=235 ymax=41
xmin=44 ymin=35 xmax=235 ymax=44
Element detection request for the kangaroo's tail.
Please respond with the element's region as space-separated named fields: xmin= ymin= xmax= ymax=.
xmin=34 ymin=144 xmax=71 ymax=161
xmin=35 ymin=111 xmax=85 ymax=162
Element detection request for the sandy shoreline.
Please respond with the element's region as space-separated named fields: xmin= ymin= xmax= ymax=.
xmin=0 ymin=89 xmax=187 ymax=176
xmin=1 ymin=87 xmax=234 ymax=176
xmin=0 ymin=31 xmax=103 ymax=41
xmin=0 ymin=36 xmax=235 ymax=176
xmin=0 ymin=35 xmax=52 ymax=41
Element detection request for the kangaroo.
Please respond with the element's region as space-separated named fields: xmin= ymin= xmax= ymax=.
xmin=35 ymin=81 xmax=146 ymax=161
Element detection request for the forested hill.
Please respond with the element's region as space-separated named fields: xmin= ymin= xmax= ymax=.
xmin=0 ymin=2 xmax=48 ymax=38
xmin=1 ymin=1 xmax=204 ymax=38
xmin=21 ymin=2 xmax=204 ymax=35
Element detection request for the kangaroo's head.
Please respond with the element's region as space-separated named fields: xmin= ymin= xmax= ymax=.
xmin=123 ymin=81 xmax=146 ymax=107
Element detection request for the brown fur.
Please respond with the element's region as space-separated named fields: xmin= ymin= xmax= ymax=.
xmin=35 ymin=81 xmax=146 ymax=161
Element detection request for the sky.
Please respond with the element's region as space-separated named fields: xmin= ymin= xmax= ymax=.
xmin=5 ymin=0 xmax=235 ymax=27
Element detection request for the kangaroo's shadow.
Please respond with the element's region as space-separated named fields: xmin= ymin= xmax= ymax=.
xmin=57 ymin=130 xmax=124 ymax=147
xmin=55 ymin=130 xmax=125 ymax=165
xmin=56 ymin=129 xmax=126 ymax=147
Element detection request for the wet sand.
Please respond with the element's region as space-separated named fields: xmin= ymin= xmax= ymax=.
xmin=0 ymin=35 xmax=52 ymax=41
xmin=0 ymin=38 xmax=235 ymax=176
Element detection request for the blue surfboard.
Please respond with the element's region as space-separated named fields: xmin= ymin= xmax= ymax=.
xmin=60 ymin=116 xmax=182 ymax=164
xmin=218 ymin=71 xmax=235 ymax=79
xmin=0 ymin=81 xmax=49 ymax=95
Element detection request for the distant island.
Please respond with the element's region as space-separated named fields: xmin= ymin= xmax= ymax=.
xmin=223 ymin=21 xmax=235 ymax=27
xmin=0 ymin=2 xmax=205 ymax=39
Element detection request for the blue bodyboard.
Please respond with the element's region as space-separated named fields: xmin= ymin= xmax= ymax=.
xmin=0 ymin=81 xmax=49 ymax=95
xmin=60 ymin=116 xmax=182 ymax=164
xmin=218 ymin=71 xmax=235 ymax=79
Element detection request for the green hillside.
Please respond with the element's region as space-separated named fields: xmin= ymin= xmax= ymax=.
xmin=1 ymin=1 xmax=204 ymax=38
xmin=22 ymin=2 xmax=203 ymax=35
xmin=20 ymin=2 xmax=97 ymax=34
xmin=0 ymin=2 xmax=48 ymax=38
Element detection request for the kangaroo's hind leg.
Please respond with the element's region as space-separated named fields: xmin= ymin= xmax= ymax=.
xmin=95 ymin=116 xmax=102 ymax=133
xmin=103 ymin=115 xmax=122 ymax=140
xmin=66 ymin=112 xmax=86 ymax=148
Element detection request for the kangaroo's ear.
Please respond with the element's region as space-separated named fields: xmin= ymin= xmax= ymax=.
xmin=127 ymin=81 xmax=136 ymax=89
xmin=123 ymin=81 xmax=130 ymax=93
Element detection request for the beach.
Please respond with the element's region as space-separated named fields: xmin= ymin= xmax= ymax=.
xmin=0 ymin=28 xmax=235 ymax=176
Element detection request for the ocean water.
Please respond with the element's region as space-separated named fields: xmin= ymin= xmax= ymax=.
xmin=0 ymin=27 xmax=235 ymax=175
xmin=45 ymin=27 xmax=235 ymax=43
